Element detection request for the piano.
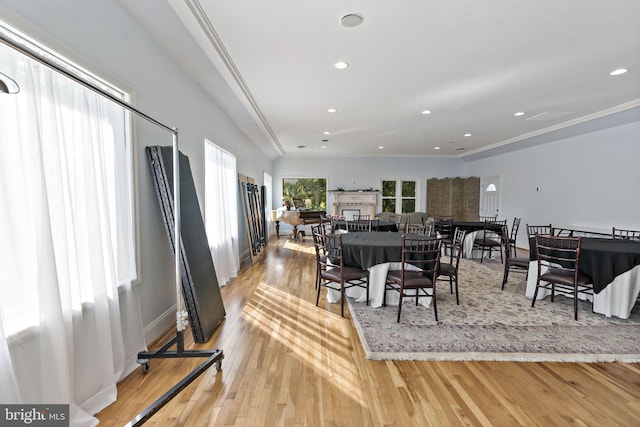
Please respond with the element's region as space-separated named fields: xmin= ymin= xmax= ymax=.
xmin=272 ymin=208 xmax=326 ymax=240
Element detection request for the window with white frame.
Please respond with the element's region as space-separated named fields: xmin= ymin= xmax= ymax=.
xmin=381 ymin=179 xmax=418 ymax=213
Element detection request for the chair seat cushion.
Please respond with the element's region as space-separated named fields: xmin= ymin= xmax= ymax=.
xmin=508 ymin=258 xmax=529 ymax=268
xmin=387 ymin=270 xmax=433 ymax=288
xmin=321 ymin=266 xmax=368 ymax=282
xmin=474 ymin=239 xmax=501 ymax=246
xmin=439 ymin=262 xmax=455 ymax=276
xmin=539 ymin=269 xmax=591 ymax=286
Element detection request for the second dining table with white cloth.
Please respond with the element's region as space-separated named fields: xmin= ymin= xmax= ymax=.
xmin=325 ymin=232 xmax=435 ymax=307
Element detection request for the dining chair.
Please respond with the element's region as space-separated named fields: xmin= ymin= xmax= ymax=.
xmin=479 ymin=215 xmax=498 ymax=222
xmin=437 ymin=228 xmax=466 ymax=305
xmin=531 ymin=235 xmax=593 ymax=320
xmin=404 ymin=223 xmax=430 ymax=235
xmin=370 ymin=218 xmax=380 ymax=231
xmin=435 ymin=216 xmax=454 ymax=255
xmin=526 ymin=224 xmax=553 ymax=238
xmin=473 ymin=219 xmax=506 ymax=263
xmin=353 ymin=214 xmax=370 ymax=221
xmin=612 ymin=227 xmax=640 ymax=241
xmin=501 ymin=225 xmax=529 ymax=290
xmin=346 ymin=220 xmax=372 ymax=232
xmin=315 ymin=232 xmax=369 ymax=317
xmin=311 ymin=224 xmax=328 ymax=290
xmin=384 ymin=236 xmax=442 ymax=322
xmin=509 ymin=217 xmax=521 ymax=257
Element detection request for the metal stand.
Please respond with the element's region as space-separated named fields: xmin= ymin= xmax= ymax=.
xmin=126 ymin=330 xmax=224 ymax=427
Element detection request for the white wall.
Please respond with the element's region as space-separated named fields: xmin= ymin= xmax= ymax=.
xmin=274 ymin=156 xmax=465 ymax=213
xmin=0 ymin=0 xmax=273 ymax=337
xmin=464 ymin=120 xmax=640 ymax=249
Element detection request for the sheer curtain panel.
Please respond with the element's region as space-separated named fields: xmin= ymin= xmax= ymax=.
xmin=205 ymin=141 xmax=239 ymax=286
xmin=0 ymin=42 xmax=144 ymax=426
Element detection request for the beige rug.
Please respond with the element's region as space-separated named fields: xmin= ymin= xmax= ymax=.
xmin=347 ymin=258 xmax=640 ymax=362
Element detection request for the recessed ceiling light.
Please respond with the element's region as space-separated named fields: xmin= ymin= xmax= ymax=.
xmin=322 ymin=139 xmax=329 ymax=142
xmin=514 ymin=111 xmax=525 ymax=116
xmin=323 ymin=131 xmax=331 ymax=135
xmin=328 ymin=108 xmax=337 ymax=113
xmin=321 ymin=145 xmax=327 ymax=149
xmin=378 ymin=146 xmax=384 ymax=149
xmin=464 ymin=133 xmax=472 ymax=137
xmin=334 ymin=61 xmax=349 ymax=70
xmin=297 ymin=145 xmax=306 ymax=148
xmin=341 ymin=13 xmax=364 ymax=28
xmin=610 ymin=68 xmax=628 ymax=76
xmin=434 ymin=146 xmax=441 ymax=150
xmin=421 ymin=110 xmax=432 ymax=115
xmin=456 ymin=147 xmax=465 ymax=151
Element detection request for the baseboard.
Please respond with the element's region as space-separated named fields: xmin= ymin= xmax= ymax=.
xmin=143 ymin=305 xmax=176 ymax=344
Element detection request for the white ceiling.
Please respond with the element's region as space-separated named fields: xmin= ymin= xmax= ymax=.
xmin=121 ymin=0 xmax=640 ymax=159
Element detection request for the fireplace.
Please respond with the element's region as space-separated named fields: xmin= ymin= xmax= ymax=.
xmin=331 ymin=191 xmax=378 ymax=219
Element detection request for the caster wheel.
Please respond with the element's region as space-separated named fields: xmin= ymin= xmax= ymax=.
xmin=137 ymin=359 xmax=150 ymax=373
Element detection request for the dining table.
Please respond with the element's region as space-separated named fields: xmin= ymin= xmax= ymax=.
xmin=441 ymin=221 xmax=502 ymax=259
xmin=325 ymin=231 xmax=434 ymax=307
xmin=526 ymin=236 xmax=640 ymax=318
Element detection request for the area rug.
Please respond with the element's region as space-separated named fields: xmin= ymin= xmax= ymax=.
xmin=347 ymin=258 xmax=640 ymax=362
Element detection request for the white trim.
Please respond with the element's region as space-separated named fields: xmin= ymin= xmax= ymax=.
xmin=143 ymin=305 xmax=177 ymax=344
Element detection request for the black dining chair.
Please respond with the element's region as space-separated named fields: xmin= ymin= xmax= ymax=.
xmin=526 ymin=224 xmax=553 ymax=237
xmin=437 ymin=228 xmax=466 ymax=305
xmin=509 ymin=217 xmax=521 ymax=257
xmin=473 ymin=220 xmax=506 ymax=263
xmin=353 ymin=214 xmax=370 ymax=221
xmin=384 ymin=236 xmax=442 ymax=322
xmin=435 ymin=216 xmax=454 ymax=255
xmin=404 ymin=223 xmax=431 ymax=235
xmin=311 ymin=224 xmax=330 ymax=290
xmin=612 ymin=227 xmax=640 ymax=241
xmin=531 ymin=234 xmax=593 ymax=320
xmin=501 ymin=225 xmax=529 ymax=290
xmin=346 ymin=220 xmax=372 ymax=232
xmin=315 ymin=232 xmax=369 ymax=317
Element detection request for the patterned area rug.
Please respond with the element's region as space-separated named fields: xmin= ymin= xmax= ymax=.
xmin=347 ymin=258 xmax=640 ymax=362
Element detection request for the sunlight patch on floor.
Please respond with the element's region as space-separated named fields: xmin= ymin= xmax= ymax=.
xmin=241 ymin=280 xmax=368 ymax=408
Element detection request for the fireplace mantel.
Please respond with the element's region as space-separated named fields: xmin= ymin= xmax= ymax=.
xmin=330 ymin=191 xmax=379 ymax=218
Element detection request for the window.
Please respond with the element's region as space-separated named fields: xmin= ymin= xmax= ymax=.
xmin=282 ymin=177 xmax=327 ymax=210
xmin=0 ymin=31 xmax=135 ymax=336
xmin=0 ymin=21 xmax=144 ymax=421
xmin=382 ymin=180 xmax=417 ymax=213
xmin=204 ymin=141 xmax=239 ymax=286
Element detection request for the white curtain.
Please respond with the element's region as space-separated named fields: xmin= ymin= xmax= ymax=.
xmin=204 ymin=141 xmax=239 ymax=286
xmin=0 ymin=43 xmax=144 ymax=426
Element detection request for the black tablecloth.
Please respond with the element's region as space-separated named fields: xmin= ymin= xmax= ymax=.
xmin=341 ymin=232 xmax=404 ymax=269
xmin=451 ymin=221 xmax=488 ymax=233
xmin=341 ymin=232 xmax=437 ymax=270
xmin=529 ymin=237 xmax=640 ymax=294
xmin=333 ymin=220 xmax=398 ymax=232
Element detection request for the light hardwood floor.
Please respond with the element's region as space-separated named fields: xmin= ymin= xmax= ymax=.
xmin=97 ymin=236 xmax=640 ymax=426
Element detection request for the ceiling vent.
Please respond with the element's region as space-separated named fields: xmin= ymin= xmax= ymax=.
xmin=525 ymin=111 xmax=576 ymax=122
